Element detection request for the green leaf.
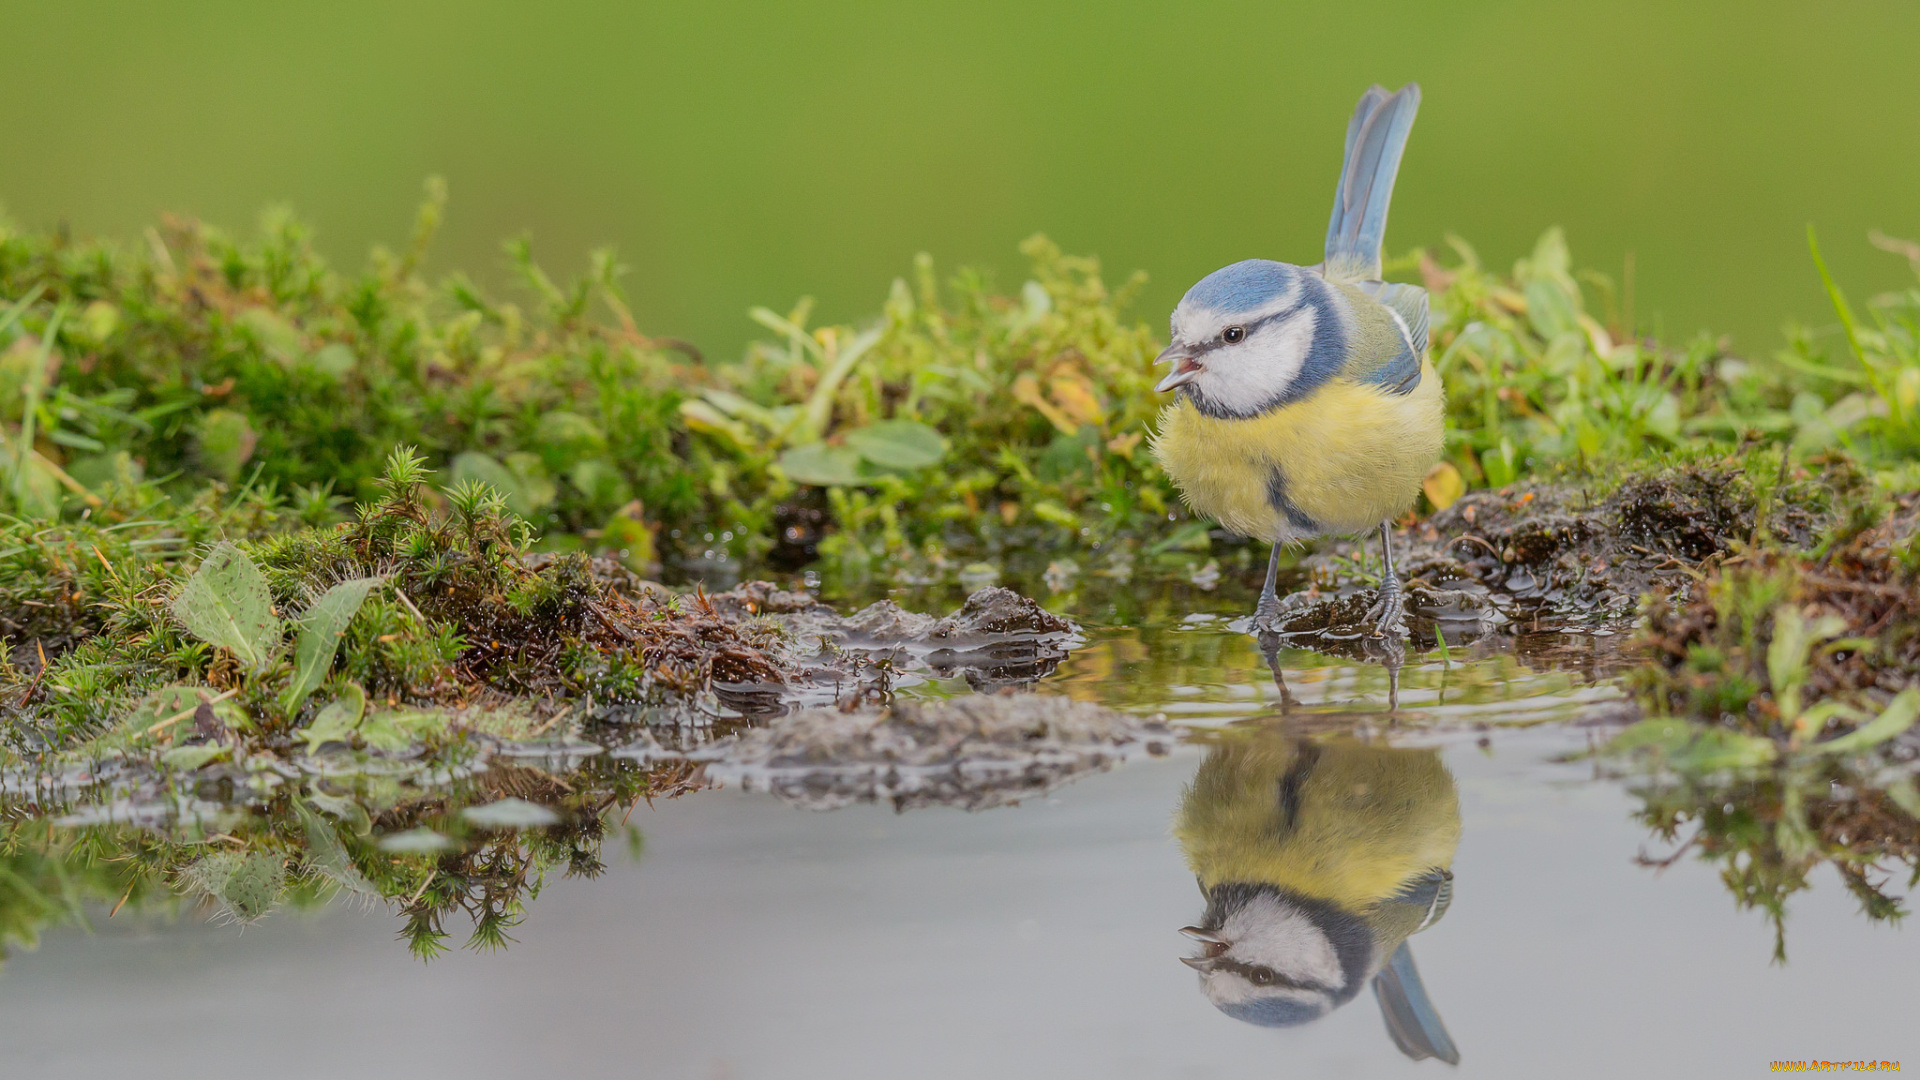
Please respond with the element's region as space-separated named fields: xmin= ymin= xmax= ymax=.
xmin=1146 ymin=521 xmax=1214 ymax=555
xmin=1 ymin=443 xmax=63 ymax=519
xmin=777 ymin=443 xmax=866 ymax=486
xmin=172 ymin=541 xmax=280 ymax=671
xmin=238 ymin=307 xmax=303 ymax=363
xmin=1884 ymin=777 xmax=1920 ymax=820
xmin=451 ymin=450 xmax=552 ymax=518
xmin=294 ymin=800 xmax=375 ymax=897
xmin=280 ymin=576 xmax=382 ymax=716
xmin=462 ymin=798 xmax=560 ymax=828
xmin=534 ymin=410 xmax=608 ymax=457
xmin=161 ymin=743 xmax=231 ymax=770
xmin=358 ymin=708 xmax=451 ymax=753
xmin=568 ymin=458 xmax=631 ymax=505
xmin=1030 ymin=500 xmax=1080 ymax=529
xmin=844 ymin=419 xmax=948 ymax=470
xmin=300 ymin=682 xmax=367 ymax=754
xmin=1600 ymin=718 xmax=1777 ymax=772
xmin=1813 ymin=688 xmax=1920 ymax=756
xmin=377 ymin=827 xmax=457 ymax=854
xmin=196 ymin=408 xmax=258 ymax=481
xmin=306 ymin=343 xmax=357 ymax=380
xmin=1767 ymin=605 xmax=1848 ymax=721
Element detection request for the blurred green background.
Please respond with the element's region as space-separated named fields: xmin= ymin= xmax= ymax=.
xmin=4 ymin=1 xmax=1917 ymax=361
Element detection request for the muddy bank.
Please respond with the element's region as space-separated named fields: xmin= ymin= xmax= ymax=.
xmin=1262 ymin=464 xmax=1846 ymax=649
xmin=702 ymin=693 xmax=1173 ymax=812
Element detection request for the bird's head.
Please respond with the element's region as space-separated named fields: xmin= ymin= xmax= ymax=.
xmin=1179 ymin=883 xmax=1376 ymax=1028
xmin=1155 ymin=260 xmax=1332 ymax=418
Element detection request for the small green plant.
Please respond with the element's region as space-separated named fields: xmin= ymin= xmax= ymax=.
xmin=1787 ymin=228 xmax=1920 ymax=462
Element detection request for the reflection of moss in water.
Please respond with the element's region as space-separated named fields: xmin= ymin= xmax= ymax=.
xmin=0 ymin=757 xmax=701 ymax=967
xmin=1630 ymin=761 xmax=1920 ymax=962
xmin=177 ymin=850 xmax=286 ymax=924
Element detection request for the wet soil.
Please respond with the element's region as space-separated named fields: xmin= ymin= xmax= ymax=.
xmin=1263 ymin=466 xmax=1837 ymax=651
xmin=705 ymin=694 xmax=1174 ymax=812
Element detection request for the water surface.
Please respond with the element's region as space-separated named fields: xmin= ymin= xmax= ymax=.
xmin=1 ymin=582 xmax=1913 ymax=1077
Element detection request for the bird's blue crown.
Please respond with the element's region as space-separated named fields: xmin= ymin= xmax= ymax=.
xmin=1181 ymin=259 xmax=1297 ymax=314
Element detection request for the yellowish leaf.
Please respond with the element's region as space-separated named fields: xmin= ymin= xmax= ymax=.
xmin=1012 ymin=373 xmax=1077 ymax=435
xmin=1048 ymin=372 xmax=1105 ymax=428
xmin=1423 ymin=461 xmax=1466 ymax=510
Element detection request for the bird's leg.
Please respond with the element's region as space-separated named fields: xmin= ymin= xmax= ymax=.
xmin=1366 ymin=519 xmax=1408 ymax=638
xmin=1253 ymin=543 xmax=1284 ymax=630
xmin=1257 ymin=630 xmax=1298 ymax=712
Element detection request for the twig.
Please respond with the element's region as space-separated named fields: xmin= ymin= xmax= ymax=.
xmin=587 ymin=600 xmax=636 ymax=643
xmin=407 ymin=871 xmax=437 ymax=905
xmin=91 ymin=544 xmax=123 ymax=584
xmin=109 ymin=882 xmax=136 ymax=918
xmin=393 ymin=587 xmax=427 ymax=623
xmin=1445 ymin=534 xmax=1500 ymax=559
xmin=144 ymin=687 xmax=239 ymax=736
xmin=527 ymin=705 xmax=572 ymax=739
xmin=1635 ymin=827 xmax=1701 ymax=871
xmin=31 ymin=450 xmax=104 ymax=509
xmin=16 ymin=640 xmax=49 ymax=707
xmin=1800 ymin=572 xmax=1911 ymax=603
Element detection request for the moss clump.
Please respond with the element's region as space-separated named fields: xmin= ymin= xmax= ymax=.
xmin=10 ymin=187 xmax=1915 ymax=585
xmin=1634 ymin=491 xmax=1919 ymax=744
xmin=1 ymin=182 xmax=705 ymax=564
xmin=1 ymin=447 xmax=785 ymax=759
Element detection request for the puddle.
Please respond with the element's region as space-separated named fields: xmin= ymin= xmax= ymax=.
xmin=2 ymin=571 xmax=1916 ymax=1076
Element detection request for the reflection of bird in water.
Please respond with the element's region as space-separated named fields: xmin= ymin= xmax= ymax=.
xmin=1257 ymin=628 xmax=1404 ymax=713
xmin=1173 ymin=726 xmax=1461 ymax=1063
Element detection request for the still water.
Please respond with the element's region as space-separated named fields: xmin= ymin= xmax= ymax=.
xmin=2 ymin=593 xmax=1914 ymax=1077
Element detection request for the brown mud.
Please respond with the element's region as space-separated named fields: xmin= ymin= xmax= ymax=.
xmin=1261 ymin=465 xmax=1842 ymax=654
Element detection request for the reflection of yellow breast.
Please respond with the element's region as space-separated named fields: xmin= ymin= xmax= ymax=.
xmin=1175 ymin=734 xmax=1460 ymax=914
xmin=1149 ymin=364 xmax=1443 ymax=542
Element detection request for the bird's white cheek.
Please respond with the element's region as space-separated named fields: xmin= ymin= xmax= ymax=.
xmin=1220 ymin=893 xmax=1344 ymax=987
xmin=1196 ymin=309 xmax=1318 ymax=415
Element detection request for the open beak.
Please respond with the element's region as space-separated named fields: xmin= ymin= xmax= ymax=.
xmin=1154 ymin=344 xmax=1202 ymax=394
xmin=1179 ymin=925 xmax=1229 ymax=968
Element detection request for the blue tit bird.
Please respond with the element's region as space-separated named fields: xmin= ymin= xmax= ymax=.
xmin=1173 ymin=729 xmax=1461 ymax=1064
xmin=1150 ymin=84 xmax=1442 ymax=635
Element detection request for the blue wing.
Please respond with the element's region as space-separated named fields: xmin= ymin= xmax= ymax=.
xmin=1324 ymin=84 xmax=1422 ymax=283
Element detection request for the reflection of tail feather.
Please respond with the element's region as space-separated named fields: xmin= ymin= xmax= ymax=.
xmin=1372 ymin=941 xmax=1460 ymax=1065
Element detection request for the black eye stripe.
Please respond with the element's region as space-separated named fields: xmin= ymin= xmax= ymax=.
xmin=1187 ymin=303 xmax=1301 ymax=357
xmin=1211 ymin=957 xmax=1337 ymax=995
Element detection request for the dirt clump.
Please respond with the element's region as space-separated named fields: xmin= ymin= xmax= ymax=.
xmin=706 ymin=692 xmax=1172 ymax=812
xmin=1267 ymin=464 xmax=1846 ymax=646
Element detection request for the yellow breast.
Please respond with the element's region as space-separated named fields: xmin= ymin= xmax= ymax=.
xmin=1148 ymin=361 xmax=1444 ymax=541
xmin=1175 ymin=735 xmax=1461 ymax=913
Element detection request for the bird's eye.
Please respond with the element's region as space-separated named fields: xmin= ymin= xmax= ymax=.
xmin=1222 ymin=325 xmax=1246 ymax=344
xmin=1249 ymin=968 xmax=1276 ymax=986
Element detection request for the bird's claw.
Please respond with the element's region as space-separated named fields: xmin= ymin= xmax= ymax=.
xmin=1252 ymin=592 xmax=1284 ymax=634
xmin=1366 ymin=583 xmax=1408 ymax=639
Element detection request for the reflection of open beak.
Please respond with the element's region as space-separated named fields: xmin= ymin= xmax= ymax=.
xmin=1179 ymin=925 xmax=1228 ymax=969
xmin=1154 ymin=345 xmax=1202 ymax=394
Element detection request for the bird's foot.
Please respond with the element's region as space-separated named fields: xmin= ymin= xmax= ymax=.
xmin=1252 ymin=591 xmax=1285 ymax=633
xmin=1365 ymin=581 xmax=1409 ymax=639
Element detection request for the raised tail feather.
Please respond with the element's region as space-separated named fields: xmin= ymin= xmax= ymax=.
xmin=1372 ymin=941 xmax=1460 ymax=1065
xmin=1324 ymin=83 xmax=1422 ymax=283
